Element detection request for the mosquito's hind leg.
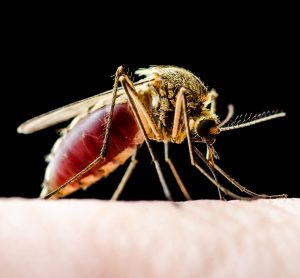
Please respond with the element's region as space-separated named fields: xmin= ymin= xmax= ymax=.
xmin=100 ymin=66 xmax=128 ymax=157
xmin=42 ymin=67 xmax=128 ymax=199
xmin=111 ymin=151 xmax=139 ymax=201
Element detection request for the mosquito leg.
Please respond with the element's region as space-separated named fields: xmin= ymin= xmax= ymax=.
xmin=206 ymin=89 xmax=218 ymax=160
xmin=194 ymin=160 xmax=252 ymax=200
xmin=164 ymin=142 xmax=192 ymax=200
xmin=205 ymin=144 xmax=222 ymax=200
xmin=43 ymin=155 xmax=105 ymax=199
xmin=206 ymin=89 xmax=225 ymax=199
xmin=100 ymin=66 xmax=126 ymax=157
xmin=208 ymin=88 xmax=218 ymax=115
xmin=209 ymin=91 xmax=235 ymax=127
xmin=111 ymin=151 xmax=139 ymax=201
xmin=168 ymin=86 xmax=193 ymax=200
xmin=177 ymin=88 xmax=222 ymax=199
xmin=169 ymin=85 xmax=199 ymax=200
xmin=206 ymin=101 xmax=235 ymax=198
xmin=193 ymin=147 xmax=287 ymax=199
xmin=44 ymin=66 xmax=173 ymax=201
xmin=178 ymin=89 xmax=252 ymax=200
xmin=119 ymin=75 xmax=173 ymax=201
xmin=193 ymin=144 xmax=255 ymax=200
xmin=42 ymin=67 xmax=127 ymax=199
xmin=213 ymin=164 xmax=288 ymax=199
xmin=218 ymin=104 xmax=234 ymax=128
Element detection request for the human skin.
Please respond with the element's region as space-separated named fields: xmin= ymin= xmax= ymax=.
xmin=0 ymin=198 xmax=300 ymax=278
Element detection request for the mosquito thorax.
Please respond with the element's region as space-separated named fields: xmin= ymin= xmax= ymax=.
xmin=135 ymin=66 xmax=211 ymax=143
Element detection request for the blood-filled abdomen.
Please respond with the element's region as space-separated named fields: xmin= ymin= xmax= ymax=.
xmin=41 ymin=102 xmax=143 ymax=198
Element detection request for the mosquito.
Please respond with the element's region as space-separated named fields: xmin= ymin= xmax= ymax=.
xmin=17 ymin=65 xmax=287 ymax=200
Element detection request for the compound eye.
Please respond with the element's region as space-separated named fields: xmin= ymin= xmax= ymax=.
xmin=196 ymin=119 xmax=217 ymax=137
xmin=196 ymin=119 xmax=220 ymax=144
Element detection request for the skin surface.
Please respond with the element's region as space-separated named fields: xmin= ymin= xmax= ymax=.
xmin=0 ymin=198 xmax=300 ymax=278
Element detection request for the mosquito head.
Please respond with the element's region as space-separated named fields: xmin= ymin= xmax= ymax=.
xmin=194 ymin=117 xmax=220 ymax=144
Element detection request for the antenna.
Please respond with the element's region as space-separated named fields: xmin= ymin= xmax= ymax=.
xmin=220 ymin=110 xmax=286 ymax=132
xmin=218 ymin=104 xmax=235 ymax=128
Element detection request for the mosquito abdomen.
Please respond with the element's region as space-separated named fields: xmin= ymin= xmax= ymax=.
xmin=42 ymin=102 xmax=144 ymax=198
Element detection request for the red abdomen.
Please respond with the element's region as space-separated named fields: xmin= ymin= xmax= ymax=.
xmin=42 ymin=102 xmax=143 ymax=197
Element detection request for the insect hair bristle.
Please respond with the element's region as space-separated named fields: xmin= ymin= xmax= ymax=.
xmin=220 ymin=110 xmax=286 ymax=132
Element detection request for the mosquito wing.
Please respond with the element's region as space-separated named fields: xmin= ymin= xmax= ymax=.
xmin=17 ymin=89 xmax=120 ymax=134
xmin=17 ymin=76 xmax=153 ymax=134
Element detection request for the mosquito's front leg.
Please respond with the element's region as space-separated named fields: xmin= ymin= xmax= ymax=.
xmin=119 ymin=71 xmax=162 ymax=140
xmin=208 ymin=88 xmax=218 ymax=115
xmin=213 ymin=164 xmax=288 ymax=199
xmin=177 ymin=88 xmax=252 ymax=200
xmin=192 ymin=146 xmax=253 ymax=200
xmin=205 ymin=89 xmax=219 ymax=161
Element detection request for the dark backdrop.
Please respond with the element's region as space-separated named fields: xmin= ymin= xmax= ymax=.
xmin=4 ymin=4 xmax=298 ymax=200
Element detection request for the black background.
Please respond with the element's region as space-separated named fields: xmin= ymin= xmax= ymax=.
xmin=4 ymin=4 xmax=298 ymax=200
